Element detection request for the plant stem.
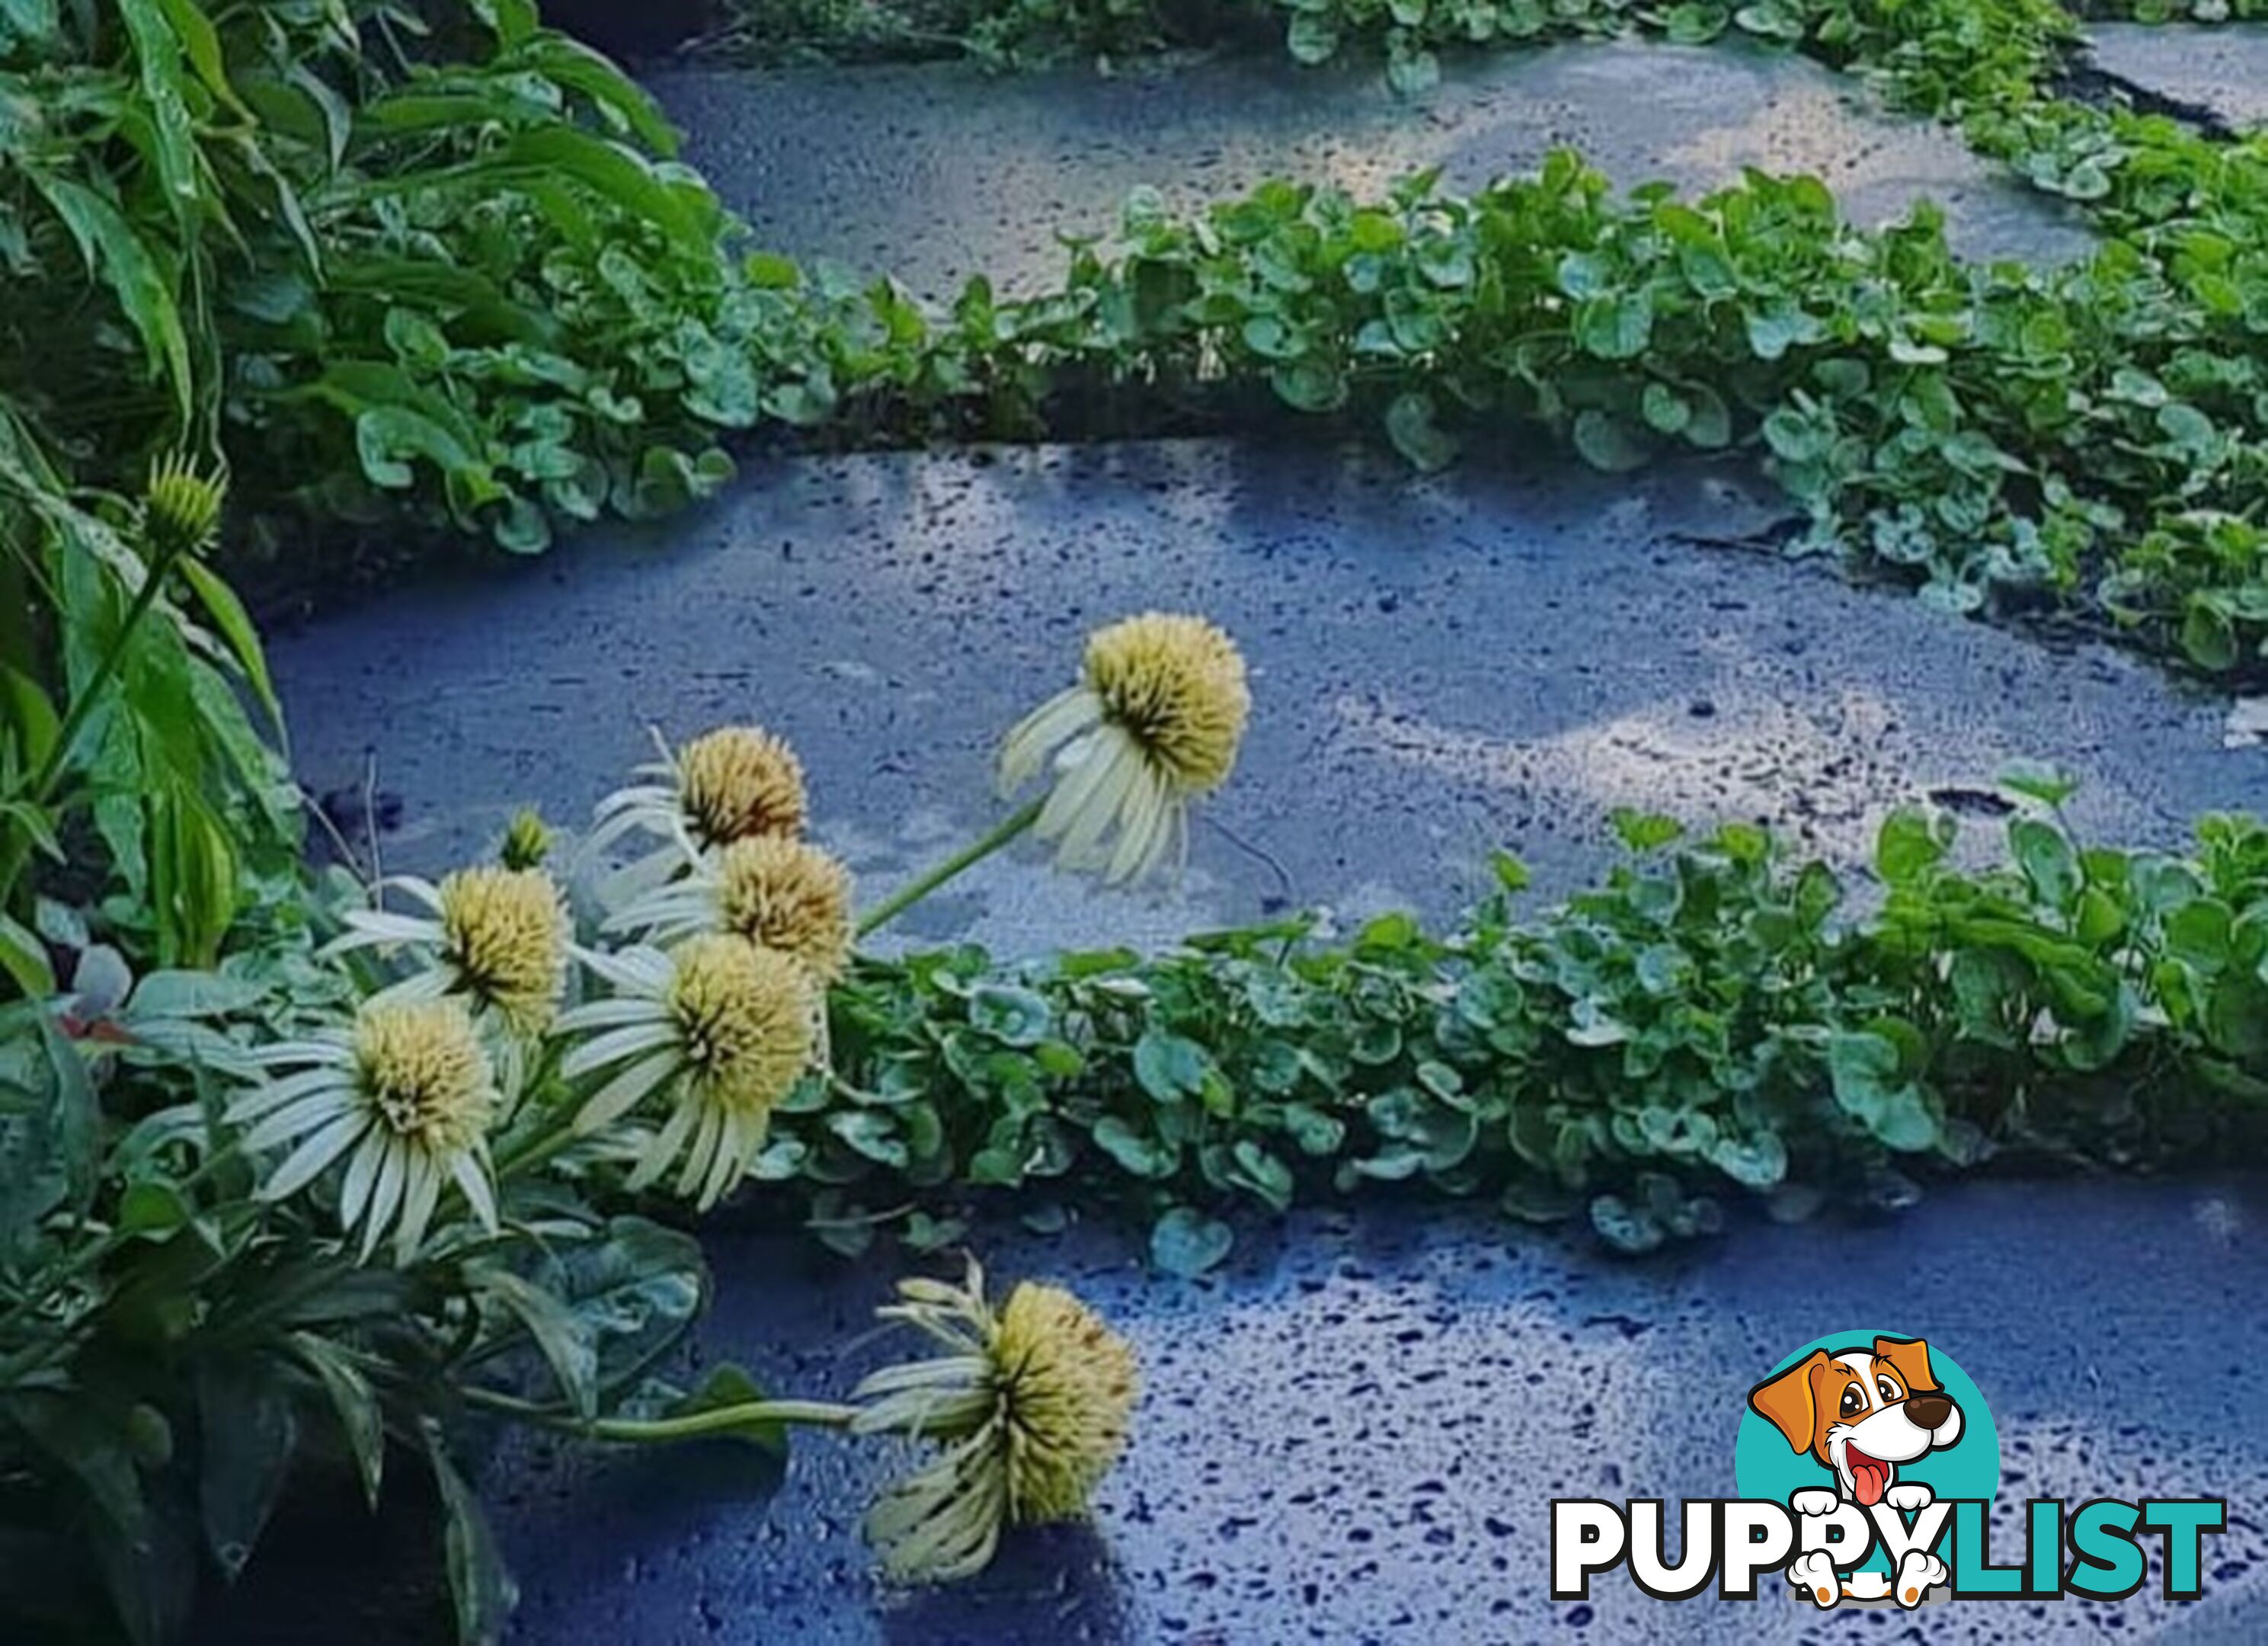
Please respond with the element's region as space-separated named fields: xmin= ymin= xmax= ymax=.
xmin=29 ymin=544 xmax=181 ymax=805
xmin=491 ymin=1103 xmax=589 ymax=1182
xmin=856 ymin=799 xmax=1043 ymax=940
xmin=465 ymin=1384 xmax=860 ymax=1439
xmin=1 ymin=542 xmax=184 ymax=913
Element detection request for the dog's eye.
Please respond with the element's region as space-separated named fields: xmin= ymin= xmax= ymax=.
xmin=1877 ymin=1375 xmax=1902 ymax=1403
xmin=1839 ymin=1384 xmax=1866 ymax=1417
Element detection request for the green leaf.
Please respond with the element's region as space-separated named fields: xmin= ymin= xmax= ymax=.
xmin=1285 ymin=14 xmax=1340 ymax=62
xmin=1150 ymin=1206 xmax=1234 ymax=1276
xmin=1827 ymin=1030 xmax=1937 ymax=1151
xmin=2181 ymin=600 xmax=2238 ymax=671
xmin=1575 ymin=291 xmax=1655 ymax=360
xmin=0 ymin=912 xmax=53 ymax=997
xmin=1611 ymin=809 xmax=1684 ymax=853
xmin=424 ymin=1426 xmax=517 ymax=1646
xmin=1386 ymin=43 xmax=1441 ymax=98
xmin=1590 ymin=1193 xmax=1665 ymax=1253
xmin=475 ymin=1267 xmax=600 ymax=1420
xmin=536 ymin=1218 xmax=707 ymax=1395
xmin=969 ymin=984 xmax=1052 ymax=1046
xmin=195 ymin=1356 xmax=299 ymax=1582
xmin=1133 ymin=1030 xmax=1211 ymax=1103
xmin=1681 ymin=383 xmax=1733 ymax=448
xmin=1572 ymin=410 xmax=1652 ymax=473
xmin=1999 ymin=763 xmax=2081 ymax=809
xmin=21 ymin=173 xmax=190 ymax=418
xmin=289 ymin=1334 xmax=386 ymax=1512
xmin=175 ymin=558 xmax=284 ymax=733
xmin=828 ymin=1109 xmax=908 ymax=1166
xmin=1641 ymin=383 xmax=1693 ymax=435
xmin=1091 ymin=1114 xmax=1175 ymax=1177
xmin=2010 ymin=817 xmax=2080 ymax=908
xmin=1875 ymin=807 xmax=1948 ymax=885
xmin=1708 ymin=1132 xmax=1787 ymax=1189
xmin=1384 ymin=392 xmax=1459 ymax=472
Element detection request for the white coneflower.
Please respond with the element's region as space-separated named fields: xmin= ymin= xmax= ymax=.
xmin=854 ymin=1258 xmax=1140 ymax=1584
xmin=584 ymin=723 xmax=809 ymax=869
xmin=229 ymin=999 xmax=501 ymax=1263
xmin=325 ymin=866 xmax=569 ymax=1039
xmin=606 ymin=835 xmax=854 ymax=986
xmin=557 ymin=934 xmax=815 ymax=1209
xmin=997 ymin=613 xmax=1250 ymax=886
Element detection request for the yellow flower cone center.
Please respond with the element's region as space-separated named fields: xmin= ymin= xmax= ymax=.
xmin=439 ymin=866 xmax=567 ymax=1032
xmin=354 ymin=1001 xmax=494 ymax=1153
xmin=715 ymin=837 xmax=854 ymax=982
xmin=679 ymin=725 xmax=808 ymax=846
xmin=1082 ymin=613 xmax=1249 ymax=793
xmin=667 ymin=935 xmax=814 ymax=1117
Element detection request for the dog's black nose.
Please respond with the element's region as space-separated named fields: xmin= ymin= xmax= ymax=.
xmin=1905 ymin=1392 xmax=1954 ymax=1430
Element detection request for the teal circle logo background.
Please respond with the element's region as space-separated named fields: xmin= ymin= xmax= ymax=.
xmin=1735 ymin=1328 xmax=1999 ymax=1569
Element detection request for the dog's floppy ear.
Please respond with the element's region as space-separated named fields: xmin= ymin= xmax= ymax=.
xmin=1873 ymin=1336 xmax=1940 ymax=1395
xmin=1748 ymin=1350 xmax=1829 ymax=1454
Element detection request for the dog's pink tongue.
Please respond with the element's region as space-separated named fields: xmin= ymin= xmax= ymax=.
xmin=1848 ymin=1449 xmax=1889 ymax=1507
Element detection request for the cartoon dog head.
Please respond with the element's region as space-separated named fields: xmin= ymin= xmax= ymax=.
xmin=1747 ymin=1337 xmax=1963 ymax=1507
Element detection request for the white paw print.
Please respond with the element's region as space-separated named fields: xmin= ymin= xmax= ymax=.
xmin=1790 ymin=1487 xmax=1840 ymax=1518
xmin=1789 ymin=1550 xmax=1841 ymax=1609
xmin=1884 ymin=1483 xmax=1935 ymax=1513
xmin=1895 ymin=1549 xmax=1948 ymax=1607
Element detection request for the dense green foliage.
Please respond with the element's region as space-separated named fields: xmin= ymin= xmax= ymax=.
xmin=1 ymin=0 xmax=772 ymax=975
xmin=804 ymin=791 xmax=2268 ymax=1270
xmin=0 ymin=899 xmax=774 ymax=1643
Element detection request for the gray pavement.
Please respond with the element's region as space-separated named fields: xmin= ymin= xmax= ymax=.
xmin=483 ymin=1180 xmax=2268 ymax=1644
xmin=272 ymin=440 xmax=2266 ymax=958
xmin=651 ymin=40 xmax=2092 ymax=302
xmin=2086 ymin=21 xmax=2268 ymax=130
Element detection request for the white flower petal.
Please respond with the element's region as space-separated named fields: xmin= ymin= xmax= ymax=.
xmin=559 ymin=1021 xmax=683 ymax=1079
xmin=241 ymin=1087 xmax=359 ymax=1153
xmin=226 ymin=1066 xmax=353 ymax=1123
xmin=678 ymin=1101 xmax=725 ymax=1201
xmin=338 ymin=1126 xmax=389 ymax=1232
xmin=258 ymin=1110 xmax=369 ymax=1201
xmin=997 ymin=687 xmax=1099 ymax=797
xmin=574 ymin=1052 xmax=680 ymax=1135
xmin=552 ymin=997 xmax=664 ymax=1036
xmin=392 ymin=1154 xmax=443 ymax=1264
xmin=630 ymin=1098 xmax=699 ymax=1192
xmin=360 ymin=1139 xmax=408 ymax=1262
xmin=453 ymin=1151 xmax=499 ymax=1233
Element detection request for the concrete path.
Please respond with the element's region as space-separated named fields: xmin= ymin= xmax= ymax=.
xmin=2087 ymin=22 xmax=2268 ymax=130
xmin=481 ymin=1180 xmax=2268 ymax=1644
xmin=271 ymin=440 xmax=2266 ymax=956
xmin=650 ymin=40 xmax=2091 ymax=302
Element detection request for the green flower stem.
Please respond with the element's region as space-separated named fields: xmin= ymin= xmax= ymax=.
xmin=855 ymin=798 xmax=1043 ymax=940
xmin=30 ymin=543 xmax=183 ymax=805
xmin=0 ymin=541 xmax=185 ymax=908
xmin=465 ymin=1384 xmax=860 ymax=1438
xmin=492 ymin=1113 xmax=582 ymax=1181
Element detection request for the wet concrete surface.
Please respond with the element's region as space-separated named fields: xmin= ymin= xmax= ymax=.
xmin=650 ymin=42 xmax=2093 ymax=302
xmin=2086 ymin=22 xmax=2268 ymax=130
xmin=270 ymin=440 xmax=2267 ymax=958
xmin=485 ymin=1178 xmax=2268 ymax=1643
